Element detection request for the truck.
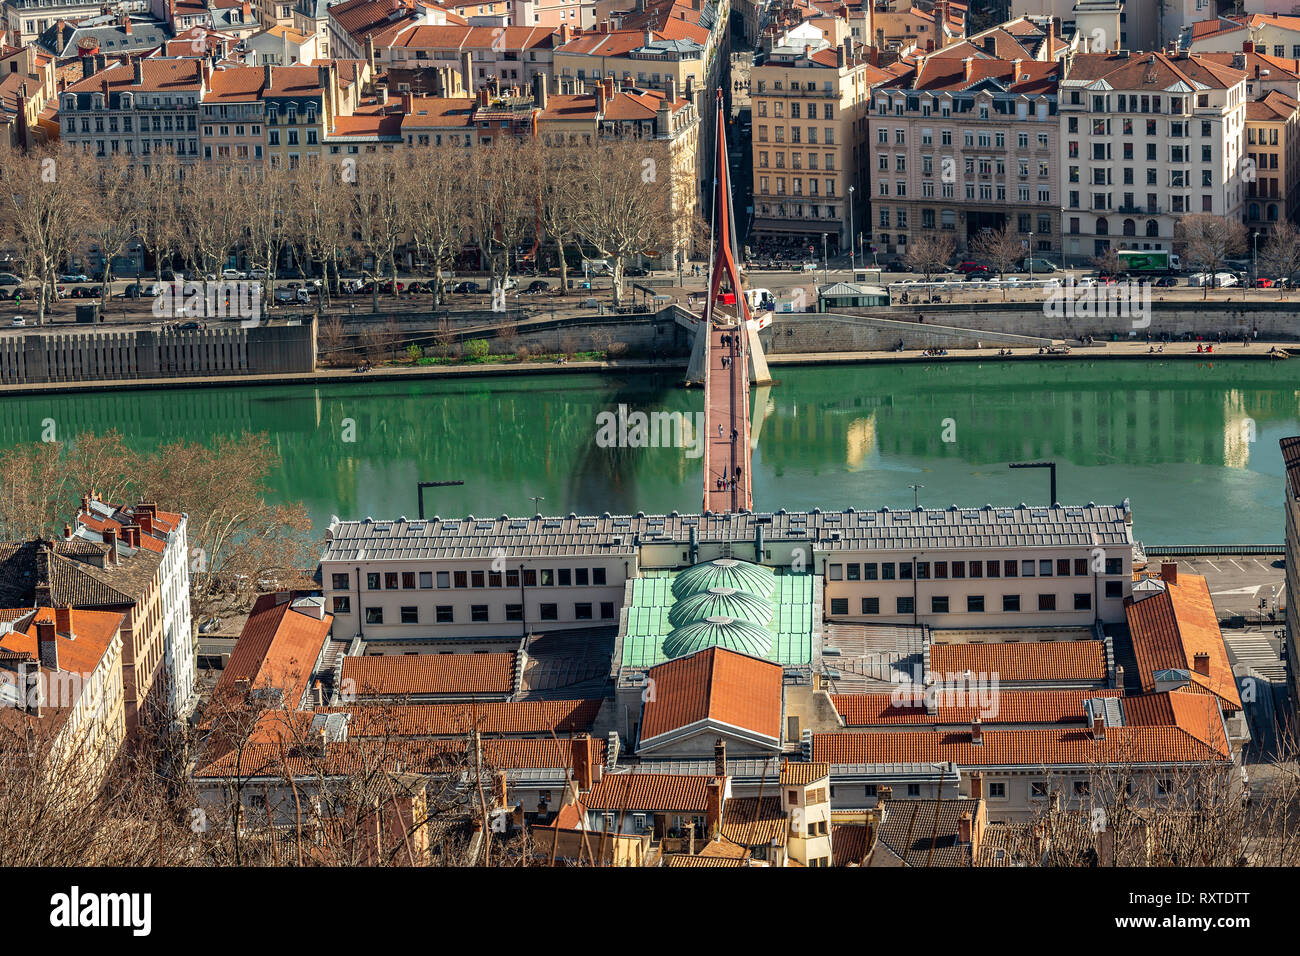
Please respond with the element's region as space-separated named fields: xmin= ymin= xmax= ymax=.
xmin=1117 ymin=250 xmax=1180 ymax=274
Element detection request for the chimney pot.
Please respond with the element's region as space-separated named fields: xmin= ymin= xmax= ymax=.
xmin=1161 ymin=561 xmax=1178 ymax=586
xmin=958 ymin=811 xmax=972 ymax=845
xmin=969 ymin=771 xmax=982 ymax=799
xmin=1193 ymin=652 xmax=1211 ymax=676
xmin=55 ymin=606 xmax=71 ymax=637
xmin=36 ymin=619 xmax=58 ymax=670
xmin=1092 ymin=713 xmax=1106 ymax=740
xmin=102 ymin=527 xmax=118 ymax=563
xmin=571 ymin=733 xmax=594 ymax=791
xmin=971 ymin=717 xmax=983 ymax=744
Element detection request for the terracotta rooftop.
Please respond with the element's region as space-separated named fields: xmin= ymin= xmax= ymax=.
xmin=929 ymin=640 xmax=1107 ymax=684
xmin=213 ymin=592 xmax=333 ymax=709
xmin=639 ymin=646 xmax=783 ymax=746
xmin=583 ymin=771 xmax=720 ymax=812
xmin=340 ymin=651 xmax=516 ymax=697
xmin=779 ymin=760 xmax=829 ymax=785
xmin=1126 ymin=572 xmax=1242 ymax=711
xmin=832 ymin=689 xmax=1124 ymax=726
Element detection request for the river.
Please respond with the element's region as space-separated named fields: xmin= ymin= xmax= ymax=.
xmin=1 ymin=358 xmax=1295 ymax=544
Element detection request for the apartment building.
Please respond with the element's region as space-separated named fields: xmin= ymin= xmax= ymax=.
xmin=36 ymin=11 xmax=172 ymax=58
xmin=0 ymin=40 xmax=57 ymax=147
xmin=868 ymin=55 xmax=1061 ymax=259
xmin=200 ymin=64 xmax=267 ymax=163
xmin=326 ymin=0 xmax=456 ymax=62
xmin=1185 ymin=12 xmax=1300 ymax=59
xmin=244 ymin=23 xmax=321 ymax=64
xmin=59 ymin=55 xmax=205 ymax=160
xmin=0 ymin=606 xmax=126 ymax=792
xmin=1013 ymin=0 xmax=1210 ymax=52
xmin=3 ymin=0 xmax=151 ymax=44
xmin=872 ymin=0 xmax=965 ymax=54
xmin=1059 ymin=50 xmax=1248 ymax=266
xmin=1242 ymin=89 xmax=1300 ymax=236
xmin=376 ymin=24 xmax=558 ymax=89
xmin=263 ymin=62 xmax=348 ymax=167
xmin=751 ymin=24 xmax=886 ymax=254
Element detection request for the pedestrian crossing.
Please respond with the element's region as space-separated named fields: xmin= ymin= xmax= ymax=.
xmin=1225 ymin=633 xmax=1289 ymax=684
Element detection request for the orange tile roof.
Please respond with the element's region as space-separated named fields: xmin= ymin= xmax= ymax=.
xmin=832 ymin=689 xmax=1125 ymax=726
xmin=811 ymin=721 xmax=1229 ymax=766
xmin=583 ymin=771 xmax=720 ymax=812
xmin=1126 ymin=573 xmax=1241 ymax=711
xmin=340 ymin=652 xmax=516 ymax=697
xmin=337 ymin=699 xmax=601 ymax=737
xmin=64 ymin=58 xmax=203 ymax=95
xmin=780 ymin=760 xmax=829 ymax=785
xmin=720 ymin=796 xmax=787 ymax=847
xmin=0 ymin=605 xmax=123 ymax=678
xmin=214 ymin=593 xmax=333 ymax=708
xmin=929 ymin=640 xmax=1107 ymax=683
xmin=640 ymin=647 xmax=783 ymax=745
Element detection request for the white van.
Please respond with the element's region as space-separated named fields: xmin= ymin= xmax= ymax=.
xmin=582 ymin=258 xmax=611 ymax=276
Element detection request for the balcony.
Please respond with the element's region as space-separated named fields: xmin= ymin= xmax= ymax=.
xmin=1117 ymin=204 xmax=1163 ymax=215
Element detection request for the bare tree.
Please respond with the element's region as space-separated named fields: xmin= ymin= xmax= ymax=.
xmin=407 ymin=145 xmax=467 ymax=307
xmin=293 ymin=159 xmax=351 ymax=307
xmin=0 ymin=142 xmax=87 ymax=325
xmin=971 ymin=225 xmax=1025 ymax=300
xmin=903 ymin=232 xmax=955 ymax=284
xmin=1257 ymin=221 xmax=1300 ymax=298
xmin=350 ymin=153 xmax=407 ymax=312
xmin=135 ymin=151 xmax=186 ymax=284
xmin=1174 ymin=213 xmax=1247 ymax=299
xmin=465 ymin=141 xmax=536 ymax=298
xmin=79 ymin=152 xmax=140 ymax=311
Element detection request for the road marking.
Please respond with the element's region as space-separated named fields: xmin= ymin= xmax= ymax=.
xmin=1230 ymin=559 xmax=1247 ymax=573
xmin=1213 ymin=585 xmax=1263 ymax=596
xmin=1203 ymin=560 xmax=1224 ymax=573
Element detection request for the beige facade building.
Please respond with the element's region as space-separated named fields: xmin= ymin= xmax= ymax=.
xmin=868 ymin=54 xmax=1061 ymax=259
xmin=750 ymin=22 xmax=887 ymax=255
xmin=1059 ymin=51 xmax=1248 ymax=266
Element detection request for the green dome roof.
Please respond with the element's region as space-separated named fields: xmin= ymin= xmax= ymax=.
xmin=667 ymin=586 xmax=774 ymax=629
xmin=671 ymin=558 xmax=775 ymax=600
xmin=663 ymin=615 xmax=773 ymax=660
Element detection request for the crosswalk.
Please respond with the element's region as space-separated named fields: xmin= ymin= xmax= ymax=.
xmin=1225 ymin=633 xmax=1289 ymax=685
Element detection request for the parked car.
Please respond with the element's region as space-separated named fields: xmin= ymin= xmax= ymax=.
xmin=1215 ymin=272 xmax=1240 ymax=287
xmin=1020 ymin=258 xmax=1059 ymax=274
xmin=956 ymin=261 xmax=987 ymax=274
xmin=276 ymin=287 xmax=310 ymax=304
xmin=249 ymin=268 xmax=268 ymax=280
xmin=1153 ymin=276 xmax=1179 ymax=287
xmin=624 ymin=266 xmax=649 ymax=277
xmin=177 ymin=321 xmax=201 ymax=331
xmin=883 ymin=261 xmax=910 ymax=273
xmin=0 ymin=273 xmax=20 ymax=286
xmin=800 ymin=261 xmax=818 ymax=272
xmin=453 ymin=281 xmax=481 ymax=294
xmin=524 ymin=279 xmax=550 ymax=293
xmin=965 ymin=272 xmax=992 ymax=282
xmin=1254 ymin=277 xmax=1276 ymax=288
xmin=221 ymin=268 xmax=247 ymax=280
xmin=122 ymin=283 xmax=162 ymax=298
xmin=10 ymin=316 xmax=25 ymax=327
xmin=70 ymin=285 xmax=103 ymax=298
xmin=59 ymin=272 xmax=89 ymax=283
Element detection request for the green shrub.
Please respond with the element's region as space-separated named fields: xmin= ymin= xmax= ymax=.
xmin=465 ymin=338 xmax=490 ymax=361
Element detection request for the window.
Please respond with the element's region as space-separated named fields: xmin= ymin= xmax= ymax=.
xmin=394 ymin=606 xmax=416 ymax=623
xmin=402 ymin=572 xmax=416 ymax=589
xmin=1038 ymin=593 xmax=1057 ymax=611
xmin=967 ymin=595 xmax=985 ymax=613
xmin=436 ymin=606 xmax=453 ymax=623
xmin=488 ymin=571 xmax=502 ymax=587
xmin=558 ymin=568 xmax=572 ymax=586
xmin=846 ymin=563 xmax=860 ymax=581
xmin=332 ymin=596 xmax=351 ymax=613
xmin=471 ymin=570 xmax=485 ymax=588
xmin=1105 ymin=580 xmax=1123 ymax=599
xmin=1104 ymin=558 xmax=1122 ymax=575
xmin=988 ymin=782 xmax=1006 ymax=798
xmin=1074 ymin=558 xmax=1088 ymax=576
xmin=593 ymin=568 xmax=607 ymax=585
xmin=419 ymin=571 xmax=433 ymax=588
xmin=1074 ymin=593 xmax=1092 ymax=610
xmin=828 ymin=563 xmax=843 ymax=581
xmin=506 ymin=569 xmax=520 ymax=587
xmin=540 ymin=603 xmax=558 ymax=621
xmin=986 ymin=561 xmax=999 ymax=578
xmin=540 ymin=569 xmax=554 ymax=586
xmin=1004 ymin=560 xmax=1018 ymax=577
xmin=332 ymin=573 xmax=350 ymax=589
xmin=575 ymin=602 xmax=593 ymax=620
xmin=437 ymin=571 xmax=450 ymax=588
xmin=916 ymin=562 xmax=929 ymax=579
xmin=1021 ymin=560 xmax=1035 ymax=577
xmin=575 ymin=568 xmax=589 ymax=586
xmin=861 ymin=597 xmax=880 ymax=614
xmin=1073 ymin=780 xmax=1090 ymax=796
xmin=881 ymin=562 xmax=895 ymax=580
xmin=931 ymin=596 xmax=949 ymax=613
xmin=830 ymin=598 xmax=849 ymax=615
xmin=365 ymin=607 xmax=383 ymax=624
xmin=471 ymin=605 xmax=489 ymax=622
xmin=1031 ymin=781 xmax=1049 ymax=799
xmin=1003 ymin=594 xmax=1020 ymax=612
xmin=906 ymin=784 xmax=921 ymax=797
xmin=899 ymin=562 xmax=912 ymax=580
xmin=366 ymin=573 xmax=380 ymax=589
xmin=969 ymin=561 xmax=982 ymax=578
xmin=897 ymin=596 xmax=914 ymax=614
xmin=934 ymin=561 xmax=948 ymax=579
xmin=384 ymin=572 xmax=399 ymax=590
xmin=523 ymin=569 xmax=537 ymax=587
xmin=1039 ymin=560 xmax=1053 ymax=576
xmin=600 ymin=602 xmax=615 ymax=619
xmin=505 ymin=604 xmax=523 ymax=621
xmin=454 ymin=571 xmax=468 ymax=588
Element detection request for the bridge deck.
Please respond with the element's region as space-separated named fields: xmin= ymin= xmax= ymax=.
xmin=702 ymin=323 xmax=752 ymax=514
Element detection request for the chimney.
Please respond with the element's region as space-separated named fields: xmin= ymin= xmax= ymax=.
xmin=62 ymin=523 xmax=72 ymax=540
xmin=572 ymin=733 xmax=594 ymax=791
xmin=263 ymin=63 xmax=273 ymax=89
xmin=705 ymin=778 xmax=723 ymax=839
xmin=1161 ymin=561 xmax=1178 ymax=586
xmin=713 ymin=737 xmax=727 ymax=776
xmin=1011 ymin=58 xmax=1023 ymax=81
xmin=366 ymin=35 xmax=377 ymax=77
xmin=558 ymin=23 xmax=570 ymax=44
xmin=132 ymin=56 xmax=142 ymax=86
xmin=241 ymin=0 xmax=251 ymax=20
xmin=877 ymin=785 xmax=892 ymax=806
xmin=533 ymin=72 xmax=547 ymax=110
xmin=666 ymin=76 xmax=677 ymax=103
xmin=595 ymin=81 xmax=606 ymax=113
xmin=81 ymin=56 xmax=95 ymax=80
xmin=958 ymin=811 xmax=972 ymax=845
xmin=402 ymin=90 xmax=414 ymax=113
xmin=970 ymin=716 xmax=983 ymax=744
xmin=1047 ymin=16 xmax=1055 ymax=54
xmin=1193 ymin=652 xmax=1211 ymax=676
xmin=102 ymin=527 xmax=118 ymax=564
xmin=36 ymin=619 xmax=58 ymax=670
xmin=55 ymin=605 xmax=72 ymax=639
xmin=495 ymin=770 xmax=509 ymax=808
xmin=963 ymin=56 xmax=975 ymax=83
xmin=969 ymin=771 xmax=982 ymax=799
xmin=122 ymin=14 xmax=132 ymax=35
xmin=644 ymin=27 xmax=653 ymax=46
xmin=123 ymin=524 xmax=140 ymax=549
xmin=685 ymin=820 xmax=695 ymax=855
xmin=1244 ymin=40 xmax=1254 ymax=53
xmin=836 ymin=44 xmax=845 ymax=68
xmin=1091 ymin=713 xmax=1106 ymax=739
xmin=1114 ymin=664 xmax=1125 ymax=693
xmin=23 ymin=664 xmax=41 ymax=718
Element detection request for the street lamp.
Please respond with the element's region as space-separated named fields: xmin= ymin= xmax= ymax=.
xmin=908 ymin=483 xmax=924 ymax=509
xmin=822 ymin=233 xmax=828 ymax=285
xmin=848 ymin=185 xmax=856 ymax=275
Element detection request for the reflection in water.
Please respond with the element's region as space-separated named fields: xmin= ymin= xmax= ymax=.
xmin=1 ymin=359 xmax=1297 ymax=543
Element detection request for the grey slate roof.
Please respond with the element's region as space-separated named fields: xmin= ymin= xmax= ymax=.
xmin=321 ymin=502 xmax=1134 ymax=562
xmin=38 ymin=15 xmax=173 ymax=58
